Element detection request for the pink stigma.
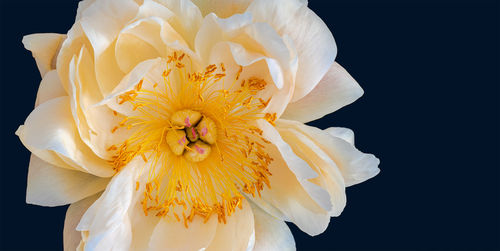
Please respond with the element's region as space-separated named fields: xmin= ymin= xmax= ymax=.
xmin=201 ymin=127 xmax=208 ymax=136
xmin=184 ymin=117 xmax=192 ymax=127
xmin=195 ymin=145 xmax=205 ymax=154
xmin=178 ymin=136 xmax=186 ymax=145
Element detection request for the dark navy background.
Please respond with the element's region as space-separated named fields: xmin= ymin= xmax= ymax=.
xmin=1 ymin=0 xmax=499 ymax=250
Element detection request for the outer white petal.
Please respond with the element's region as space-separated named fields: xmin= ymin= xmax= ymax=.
xmin=281 ymin=120 xmax=380 ymax=187
xmin=192 ymin=0 xmax=252 ymax=18
xmin=16 ymin=96 xmax=114 ymax=177
xmin=64 ymin=193 xmax=101 ymax=251
xmin=26 ymin=155 xmax=109 ymax=207
xmin=76 ymin=159 xmax=142 ymax=251
xmin=257 ymin=120 xmax=331 ymax=212
xmin=251 ymin=202 xmax=295 ymax=251
xmin=205 ymin=199 xmax=255 ymax=251
xmin=325 ymin=127 xmax=354 ymax=145
xmin=324 ymin=127 xmax=380 ymax=186
xmin=277 ymin=123 xmax=346 ymax=217
xmin=35 ymin=70 xmax=67 ymax=107
xmin=22 ymin=33 xmax=66 ymax=76
xmin=148 ymin=213 xmax=218 ymax=251
xmin=252 ymin=120 xmax=332 ymax=236
xmin=75 ymin=0 xmax=97 ymax=21
xmin=128 ymin=189 xmax=161 ymax=251
xmin=282 ymin=62 xmax=364 ymax=123
xmin=246 ymin=0 xmax=336 ymax=102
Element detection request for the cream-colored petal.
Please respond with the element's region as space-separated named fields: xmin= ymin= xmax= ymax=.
xmin=64 ymin=193 xmax=101 ymax=251
xmin=323 ymin=128 xmax=380 ymax=187
xmin=192 ymin=0 xmax=251 ymax=18
xmin=325 ymin=127 xmax=354 ymax=145
xmin=115 ymin=17 xmax=189 ymax=73
xmin=195 ymin=12 xmax=252 ymax=65
xmin=35 ymin=70 xmax=67 ymax=107
xmin=26 ymin=155 xmax=109 ymax=207
xmin=128 ymin=189 xmax=161 ymax=251
xmin=16 ymin=96 xmax=114 ymax=177
xmin=77 ymin=160 xmax=142 ymax=250
xmin=205 ymin=199 xmax=254 ymax=251
xmin=257 ymin=120 xmax=331 ymax=211
xmin=251 ymin=202 xmax=295 ymax=251
xmin=56 ymin=22 xmax=91 ymax=94
xmin=251 ymin=120 xmax=331 ymax=236
xmin=208 ymin=41 xmax=293 ymax=116
xmin=78 ymin=0 xmax=139 ymax=96
xmin=282 ymin=62 xmax=364 ymax=123
xmin=22 ymin=33 xmax=66 ymax=76
xmin=79 ymin=0 xmax=138 ymax=57
xmin=280 ymin=120 xmax=380 ymax=187
xmin=277 ymin=123 xmax=346 ymax=217
xmin=154 ymin=0 xmax=203 ymax=48
xmin=196 ymin=13 xmax=297 ymax=116
xmin=137 ymin=0 xmax=175 ymax=21
xmin=246 ymin=0 xmax=336 ymax=102
xmin=67 ymin=46 xmax=129 ymax=160
xmin=100 ymin=58 xmax=163 ymax=116
xmin=148 ymin=212 xmax=218 ymax=251
xmin=75 ymin=0 xmax=97 ymax=21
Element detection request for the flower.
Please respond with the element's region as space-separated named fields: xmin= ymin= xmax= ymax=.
xmin=17 ymin=0 xmax=380 ymax=250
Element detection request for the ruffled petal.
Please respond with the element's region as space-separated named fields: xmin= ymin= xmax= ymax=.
xmin=324 ymin=127 xmax=380 ymax=187
xmin=68 ymin=45 xmax=130 ymax=160
xmin=79 ymin=0 xmax=139 ymax=96
xmin=79 ymin=0 xmax=139 ymax=57
xmin=196 ymin=13 xmax=297 ymax=116
xmin=35 ymin=70 xmax=67 ymax=107
xmin=246 ymin=0 xmax=336 ymax=102
xmin=252 ymin=120 xmax=331 ymax=236
xmin=26 ymin=155 xmax=109 ymax=207
xmin=76 ymin=159 xmax=143 ymax=250
xmin=16 ymin=96 xmax=114 ymax=177
xmin=192 ymin=0 xmax=251 ymax=18
xmin=64 ymin=193 xmax=101 ymax=251
xmin=22 ymin=33 xmax=66 ymax=76
xmin=205 ymin=199 xmax=254 ymax=251
xmin=276 ymin=121 xmax=346 ymax=217
xmin=115 ymin=16 xmax=189 ymax=73
xmin=251 ymin=202 xmax=295 ymax=251
xmin=154 ymin=0 xmax=203 ymax=47
xmin=282 ymin=62 xmax=364 ymax=123
xmin=279 ymin=120 xmax=379 ymax=187
xmin=325 ymin=127 xmax=354 ymax=145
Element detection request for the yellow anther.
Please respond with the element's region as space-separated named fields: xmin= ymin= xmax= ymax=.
xmin=197 ymin=116 xmax=217 ymax=144
xmin=184 ymin=141 xmax=211 ymax=162
xmin=186 ymin=126 xmax=199 ymax=142
xmin=171 ymin=109 xmax=202 ymax=127
xmin=166 ymin=129 xmax=188 ymax=156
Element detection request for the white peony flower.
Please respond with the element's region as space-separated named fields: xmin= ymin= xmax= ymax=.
xmin=17 ymin=0 xmax=380 ymax=250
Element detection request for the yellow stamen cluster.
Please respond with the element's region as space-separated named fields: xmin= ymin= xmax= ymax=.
xmin=107 ymin=52 xmax=274 ymax=227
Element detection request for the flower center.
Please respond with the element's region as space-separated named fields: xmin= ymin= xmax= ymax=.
xmin=165 ymin=109 xmax=217 ymax=162
xmin=107 ymin=52 xmax=277 ymax=227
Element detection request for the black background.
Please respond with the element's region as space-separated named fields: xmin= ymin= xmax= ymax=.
xmin=1 ymin=0 xmax=499 ymax=250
